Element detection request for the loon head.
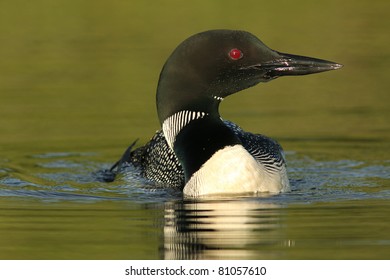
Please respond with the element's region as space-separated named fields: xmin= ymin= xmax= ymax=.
xmin=156 ymin=29 xmax=342 ymax=124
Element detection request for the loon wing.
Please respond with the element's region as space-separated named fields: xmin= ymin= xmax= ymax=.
xmin=116 ymin=130 xmax=184 ymax=189
xmin=223 ymin=121 xmax=287 ymax=173
xmin=111 ymin=120 xmax=286 ymax=189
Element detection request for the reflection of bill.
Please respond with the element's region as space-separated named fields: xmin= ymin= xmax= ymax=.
xmin=162 ymin=198 xmax=292 ymax=259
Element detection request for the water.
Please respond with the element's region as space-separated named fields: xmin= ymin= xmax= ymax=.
xmin=0 ymin=0 xmax=389 ymax=259
xmin=1 ymin=151 xmax=389 ymax=259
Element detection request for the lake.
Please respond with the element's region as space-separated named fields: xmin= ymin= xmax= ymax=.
xmin=0 ymin=0 xmax=389 ymax=259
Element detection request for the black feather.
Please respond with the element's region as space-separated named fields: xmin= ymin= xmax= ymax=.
xmin=110 ymin=121 xmax=286 ymax=189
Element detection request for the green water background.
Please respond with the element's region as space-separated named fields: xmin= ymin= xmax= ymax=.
xmin=0 ymin=0 xmax=389 ymax=259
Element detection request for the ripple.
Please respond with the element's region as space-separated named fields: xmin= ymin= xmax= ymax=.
xmin=0 ymin=152 xmax=389 ymax=203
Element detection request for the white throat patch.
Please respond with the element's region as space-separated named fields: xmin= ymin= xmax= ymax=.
xmin=162 ymin=110 xmax=207 ymax=149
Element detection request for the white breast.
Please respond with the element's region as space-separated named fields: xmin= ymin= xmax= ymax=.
xmin=183 ymin=145 xmax=290 ymax=197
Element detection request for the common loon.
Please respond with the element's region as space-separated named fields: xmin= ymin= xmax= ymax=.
xmin=107 ymin=30 xmax=342 ymax=196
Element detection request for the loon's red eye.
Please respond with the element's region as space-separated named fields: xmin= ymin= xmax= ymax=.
xmin=229 ymin=48 xmax=243 ymax=60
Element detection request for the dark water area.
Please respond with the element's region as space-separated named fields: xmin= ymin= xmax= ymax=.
xmin=0 ymin=0 xmax=389 ymax=259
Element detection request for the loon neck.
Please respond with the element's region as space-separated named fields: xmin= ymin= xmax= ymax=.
xmin=157 ymin=78 xmax=225 ymax=146
xmin=162 ymin=110 xmax=209 ymax=150
xmin=170 ymin=115 xmax=241 ymax=182
xmin=155 ymin=50 xmax=225 ymax=125
xmin=157 ymin=87 xmax=222 ymax=126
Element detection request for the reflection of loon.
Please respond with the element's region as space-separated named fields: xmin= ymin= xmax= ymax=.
xmin=162 ymin=199 xmax=288 ymax=259
xmin=109 ymin=30 xmax=342 ymax=196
